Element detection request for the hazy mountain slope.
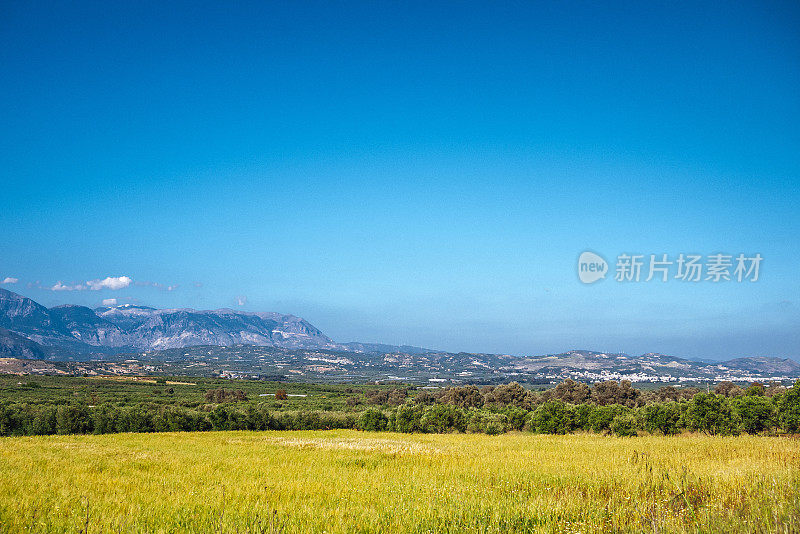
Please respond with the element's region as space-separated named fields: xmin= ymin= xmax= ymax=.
xmin=723 ymin=357 xmax=800 ymax=375
xmin=93 ymin=306 xmax=333 ymax=350
xmin=0 ymin=328 xmax=49 ymax=359
xmin=0 ymin=289 xmax=795 ymax=383
xmin=48 ymin=305 xmax=128 ymax=347
xmin=0 ymin=288 xmax=58 ymax=338
xmin=0 ymin=289 xmax=339 ymax=353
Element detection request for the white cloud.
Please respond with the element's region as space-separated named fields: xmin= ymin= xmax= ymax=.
xmin=50 ymin=275 xmax=132 ymax=291
xmin=86 ymin=276 xmax=132 ymax=291
xmin=1 ymin=277 xmax=18 ymax=284
xmin=236 ymin=295 xmax=247 ymax=306
xmin=51 ymin=281 xmax=86 ymax=291
xmin=167 ymin=285 xmax=179 ymax=291
xmin=102 ymin=298 xmax=117 ymax=306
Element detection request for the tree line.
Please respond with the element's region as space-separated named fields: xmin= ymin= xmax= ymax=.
xmin=0 ymin=379 xmax=798 ymax=437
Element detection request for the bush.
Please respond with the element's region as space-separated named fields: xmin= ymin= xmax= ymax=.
xmin=365 ymin=388 xmax=408 ymax=406
xmin=641 ymin=402 xmax=682 ymax=435
xmin=411 ymin=391 xmax=437 ymax=405
xmin=392 ymin=404 xmax=425 ymax=433
xmin=420 ymin=404 xmax=466 ymax=433
xmin=0 ymin=405 xmax=22 ymax=436
xmin=610 ymin=412 xmax=638 ymax=437
xmin=732 ymin=395 xmax=777 ymax=434
xmin=482 ymin=382 xmax=531 ymax=408
xmin=544 ymin=379 xmax=590 ymax=404
xmin=591 ymin=380 xmax=640 ymax=408
xmin=467 ymin=410 xmax=509 ymax=435
xmin=745 ymin=383 xmax=766 ymax=396
xmin=777 ymin=381 xmax=800 ymax=433
xmin=683 ymin=393 xmax=741 ymax=435
xmin=528 ymin=401 xmax=573 ymax=434
xmin=572 ymin=403 xmax=593 ymax=431
xmin=499 ymin=406 xmax=529 ymax=431
xmin=439 ymin=386 xmax=484 ymax=408
xmin=241 ymin=405 xmax=275 ymax=430
xmin=358 ymin=409 xmax=389 ymax=431
xmin=587 ymin=404 xmax=629 ymax=433
xmin=204 ymin=389 xmax=248 ymax=403
xmin=715 ymin=381 xmax=738 ymax=396
xmin=56 ymin=405 xmax=91 ymax=435
xmin=8 ymin=380 xmax=800 ymax=437
xmin=31 ymin=406 xmax=57 ymax=435
xmin=209 ymin=405 xmax=246 ymax=430
xmin=92 ymin=405 xmax=119 ymax=434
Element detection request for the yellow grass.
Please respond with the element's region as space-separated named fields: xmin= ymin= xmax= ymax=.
xmin=1 ymin=431 xmax=799 ymax=533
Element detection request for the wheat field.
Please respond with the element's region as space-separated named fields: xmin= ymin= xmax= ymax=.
xmin=1 ymin=430 xmax=798 ymax=533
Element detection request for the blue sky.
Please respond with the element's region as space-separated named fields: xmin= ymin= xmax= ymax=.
xmin=2 ymin=1 xmax=799 ymax=359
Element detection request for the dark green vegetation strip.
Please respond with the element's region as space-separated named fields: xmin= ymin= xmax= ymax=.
xmin=1 ymin=375 xmax=799 ymax=437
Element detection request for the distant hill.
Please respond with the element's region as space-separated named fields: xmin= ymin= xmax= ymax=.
xmin=723 ymin=357 xmax=800 ymax=375
xmin=0 ymin=288 xmax=430 ymax=356
xmin=510 ymin=350 xmax=800 ymax=382
xmin=0 ymin=328 xmax=49 ymax=359
xmin=1 ymin=289 xmax=797 ymax=383
xmin=2 ymin=345 xmax=797 ymax=384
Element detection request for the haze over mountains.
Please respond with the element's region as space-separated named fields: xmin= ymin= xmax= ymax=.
xmin=1 ymin=288 xmax=798 ymax=383
xmin=0 ymin=288 xmax=425 ymax=356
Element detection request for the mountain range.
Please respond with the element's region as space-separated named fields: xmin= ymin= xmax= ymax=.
xmin=1 ymin=288 xmax=798 ymax=383
xmin=0 ymin=288 xmax=426 ymax=356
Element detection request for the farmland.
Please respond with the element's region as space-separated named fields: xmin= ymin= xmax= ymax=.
xmin=1 ymin=430 xmax=799 ymax=533
xmin=0 ymin=374 xmax=358 ymax=411
xmin=2 ymin=375 xmax=799 ymax=533
xmin=2 ymin=375 xmax=800 ymax=438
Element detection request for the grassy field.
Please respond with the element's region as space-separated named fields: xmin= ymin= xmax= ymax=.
xmin=0 ymin=375 xmax=369 ymax=411
xmin=1 ymin=431 xmax=799 ymax=533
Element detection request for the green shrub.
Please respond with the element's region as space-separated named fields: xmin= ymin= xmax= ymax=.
xmin=420 ymin=404 xmax=466 ymax=433
xmin=392 ymin=404 xmax=425 ymax=433
xmin=777 ymin=380 xmax=800 ymax=433
xmin=358 ymin=409 xmax=389 ymax=431
xmin=56 ymin=405 xmax=91 ymax=435
xmin=683 ymin=393 xmax=741 ymax=436
xmin=30 ymin=406 xmax=57 ymax=435
xmin=573 ymin=403 xmax=594 ymax=431
xmin=467 ymin=410 xmax=509 ymax=435
xmin=610 ymin=412 xmax=638 ymax=437
xmin=732 ymin=395 xmax=777 ymax=434
xmin=587 ymin=404 xmax=629 ymax=433
xmin=641 ymin=402 xmax=682 ymax=435
xmin=499 ymin=406 xmax=529 ymax=431
xmin=528 ymin=401 xmax=574 ymax=434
